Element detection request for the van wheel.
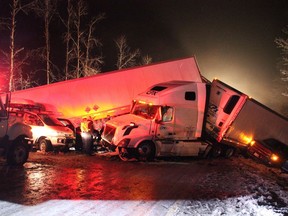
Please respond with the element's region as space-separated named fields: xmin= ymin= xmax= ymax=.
xmin=211 ymin=145 xmax=222 ymax=158
xmin=137 ymin=141 xmax=155 ymax=161
xmin=7 ymin=140 xmax=29 ymax=166
xmin=39 ymin=139 xmax=52 ymax=153
xmin=225 ymin=148 xmax=235 ymax=158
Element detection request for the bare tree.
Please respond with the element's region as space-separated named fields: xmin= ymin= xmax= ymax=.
xmin=73 ymin=0 xmax=87 ymax=78
xmin=275 ymin=25 xmax=288 ymax=97
xmin=14 ymin=68 xmax=38 ymax=90
xmin=6 ymin=0 xmax=34 ymax=91
xmin=115 ymin=35 xmax=152 ymax=69
xmin=141 ymin=55 xmax=152 ymax=65
xmin=30 ymin=0 xmax=58 ymax=84
xmin=63 ymin=0 xmax=104 ymax=78
xmin=81 ymin=14 xmax=105 ymax=76
xmin=0 ymin=18 xmax=9 ymax=30
xmin=115 ymin=35 xmax=140 ymax=70
xmin=64 ymin=0 xmax=73 ymax=80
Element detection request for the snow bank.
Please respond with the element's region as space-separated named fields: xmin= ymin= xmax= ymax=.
xmin=0 ymin=196 xmax=286 ymax=216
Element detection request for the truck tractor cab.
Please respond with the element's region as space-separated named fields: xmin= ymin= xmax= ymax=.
xmin=102 ymin=81 xmax=211 ymax=161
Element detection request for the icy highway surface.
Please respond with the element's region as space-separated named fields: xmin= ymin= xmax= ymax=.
xmin=0 ymin=151 xmax=288 ymax=216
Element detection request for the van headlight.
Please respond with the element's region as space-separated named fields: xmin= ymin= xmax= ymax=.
xmin=118 ymin=138 xmax=131 ymax=147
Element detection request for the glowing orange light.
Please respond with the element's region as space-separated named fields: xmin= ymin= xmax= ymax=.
xmin=271 ymin=154 xmax=279 ymax=162
xmin=138 ymin=100 xmax=146 ymax=104
xmin=239 ymin=133 xmax=253 ymax=145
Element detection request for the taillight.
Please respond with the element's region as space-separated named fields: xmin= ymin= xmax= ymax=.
xmin=270 ymin=154 xmax=279 ymax=162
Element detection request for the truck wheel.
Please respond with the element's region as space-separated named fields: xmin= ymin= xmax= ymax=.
xmin=7 ymin=140 xmax=29 ymax=166
xmin=39 ymin=139 xmax=52 ymax=153
xmin=211 ymin=145 xmax=222 ymax=158
xmin=224 ymin=148 xmax=235 ymax=158
xmin=137 ymin=141 xmax=155 ymax=161
xmin=82 ymin=134 xmax=93 ymax=155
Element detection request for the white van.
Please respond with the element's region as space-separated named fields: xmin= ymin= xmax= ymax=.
xmin=9 ymin=110 xmax=75 ymax=152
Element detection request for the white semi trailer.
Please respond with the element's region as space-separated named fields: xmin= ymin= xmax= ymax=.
xmin=206 ymin=79 xmax=288 ymax=156
xmin=9 ymin=57 xmax=202 ymax=122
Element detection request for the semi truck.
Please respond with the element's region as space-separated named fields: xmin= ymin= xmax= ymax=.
xmin=101 ymin=80 xmax=212 ymax=161
xmin=0 ymin=93 xmax=33 ymax=165
xmin=101 ymin=79 xmax=288 ymax=161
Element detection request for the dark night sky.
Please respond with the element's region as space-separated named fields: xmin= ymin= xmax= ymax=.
xmin=86 ymin=0 xmax=288 ymax=110
xmin=1 ymin=0 xmax=288 ymax=111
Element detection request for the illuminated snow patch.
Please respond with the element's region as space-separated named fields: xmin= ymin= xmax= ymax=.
xmin=0 ymin=196 xmax=286 ymax=216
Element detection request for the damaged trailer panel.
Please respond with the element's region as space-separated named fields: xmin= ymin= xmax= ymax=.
xmin=206 ymin=79 xmax=288 ymax=149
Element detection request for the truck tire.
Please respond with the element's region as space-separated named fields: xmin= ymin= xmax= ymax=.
xmin=137 ymin=141 xmax=155 ymax=161
xmin=211 ymin=145 xmax=222 ymax=158
xmin=7 ymin=140 xmax=29 ymax=166
xmin=39 ymin=139 xmax=52 ymax=153
xmin=224 ymin=148 xmax=235 ymax=158
xmin=82 ymin=133 xmax=93 ymax=155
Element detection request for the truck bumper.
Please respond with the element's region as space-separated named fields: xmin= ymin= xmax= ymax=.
xmin=101 ymin=139 xmax=117 ymax=152
xmin=52 ymin=137 xmax=75 ymax=147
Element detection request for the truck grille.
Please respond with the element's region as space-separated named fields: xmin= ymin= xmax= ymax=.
xmin=103 ymin=125 xmax=116 ymax=143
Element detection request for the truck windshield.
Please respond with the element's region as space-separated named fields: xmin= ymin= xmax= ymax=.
xmin=131 ymin=102 xmax=159 ymax=119
xmin=38 ymin=114 xmax=63 ymax=126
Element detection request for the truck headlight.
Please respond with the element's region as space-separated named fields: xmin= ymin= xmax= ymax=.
xmin=118 ymin=138 xmax=130 ymax=148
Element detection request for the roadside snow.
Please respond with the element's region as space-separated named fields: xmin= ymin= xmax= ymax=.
xmin=0 ymin=196 xmax=285 ymax=216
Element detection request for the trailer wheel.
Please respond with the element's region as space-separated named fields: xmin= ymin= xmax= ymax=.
xmin=137 ymin=141 xmax=155 ymax=161
xmin=224 ymin=148 xmax=235 ymax=158
xmin=7 ymin=140 xmax=29 ymax=166
xmin=39 ymin=139 xmax=52 ymax=153
xmin=211 ymin=145 xmax=222 ymax=158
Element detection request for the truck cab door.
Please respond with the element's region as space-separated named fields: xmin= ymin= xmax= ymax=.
xmin=155 ymin=106 xmax=175 ymax=154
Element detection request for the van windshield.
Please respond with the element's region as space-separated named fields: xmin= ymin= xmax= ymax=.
xmin=131 ymin=102 xmax=159 ymax=119
xmin=38 ymin=114 xmax=63 ymax=126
